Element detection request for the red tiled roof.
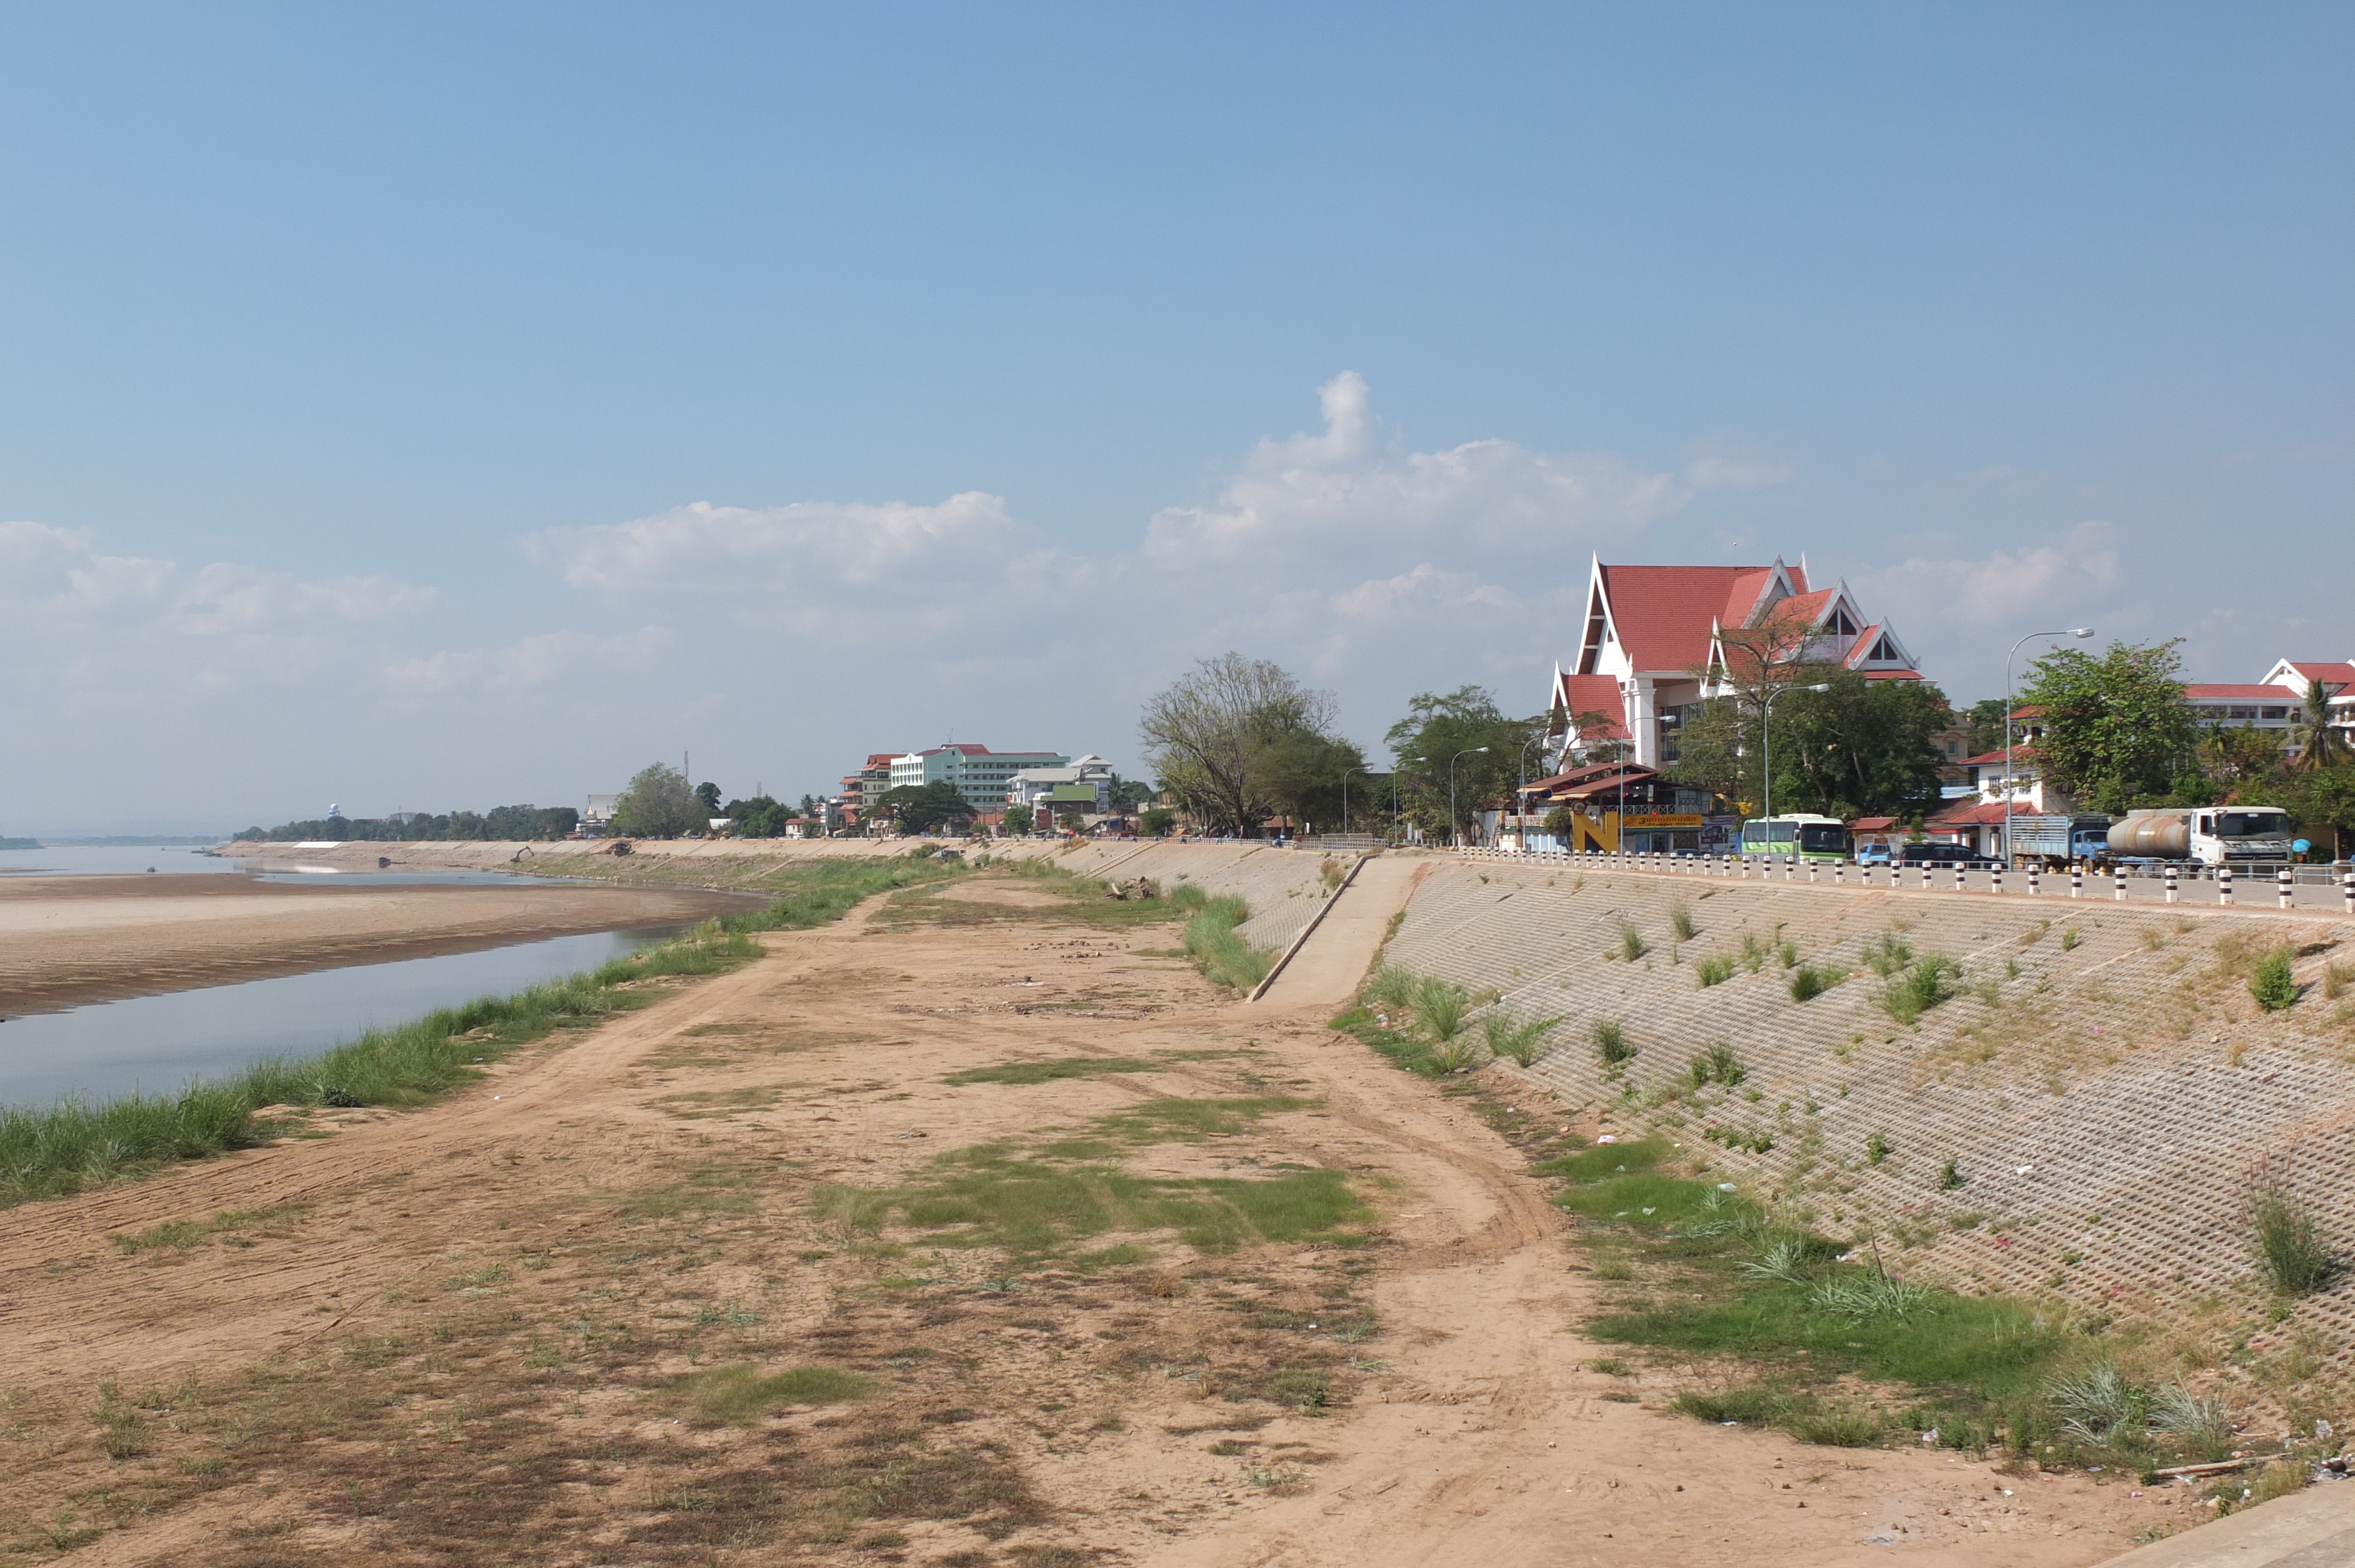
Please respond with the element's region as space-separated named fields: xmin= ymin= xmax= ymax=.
xmin=1859 ymin=669 xmax=1924 ymax=682
xmin=2185 ymin=685 xmax=2297 ymax=702
xmin=1526 ymin=761 xmax=1657 ymax=796
xmin=1926 ymin=800 xmax=2015 ymax=826
xmin=1848 ymin=816 xmax=1901 ymax=832
xmin=2285 ymin=662 xmax=2355 ymax=689
xmin=1554 ymin=672 xmax=1628 ymax=739
xmin=1960 ymin=747 xmax=2038 ymax=768
xmin=1600 ymin=564 xmax=1770 ymax=673
xmin=1776 ymin=587 xmax=1835 ymax=626
xmin=863 ymin=753 xmax=898 ymax=768
xmin=1718 ymin=568 xmax=1777 ymax=629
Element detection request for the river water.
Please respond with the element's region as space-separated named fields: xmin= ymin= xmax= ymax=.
xmin=0 ymin=925 xmax=691 ymax=1110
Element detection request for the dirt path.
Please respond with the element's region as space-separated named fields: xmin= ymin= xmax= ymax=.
xmin=0 ymin=873 xmax=2191 ymax=1564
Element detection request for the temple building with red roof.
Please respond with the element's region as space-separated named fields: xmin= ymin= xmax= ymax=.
xmin=1545 ymin=554 xmax=1923 ymax=770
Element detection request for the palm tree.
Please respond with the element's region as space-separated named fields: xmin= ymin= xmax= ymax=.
xmin=2293 ymin=678 xmax=2347 ymax=772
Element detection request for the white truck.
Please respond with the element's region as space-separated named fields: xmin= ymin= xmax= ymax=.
xmin=2105 ymin=806 xmax=2298 ymax=868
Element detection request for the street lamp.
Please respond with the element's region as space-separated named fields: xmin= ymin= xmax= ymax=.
xmin=1450 ymin=747 xmax=1490 ymax=848
xmin=1395 ymin=758 xmax=1423 ymax=843
xmin=2004 ymin=627 xmax=2094 ymax=865
xmin=1341 ymin=767 xmax=1365 ymax=836
xmin=1761 ymin=683 xmax=1832 ymax=831
xmin=1515 ymin=732 xmax=1551 ymax=848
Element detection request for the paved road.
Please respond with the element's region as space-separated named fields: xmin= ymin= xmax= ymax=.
xmin=1460 ymin=852 xmax=2355 ymax=915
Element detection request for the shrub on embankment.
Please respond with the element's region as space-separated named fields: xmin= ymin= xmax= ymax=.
xmin=1171 ymin=883 xmax=1273 ymax=993
xmin=0 ymin=855 xmax=962 ymax=1208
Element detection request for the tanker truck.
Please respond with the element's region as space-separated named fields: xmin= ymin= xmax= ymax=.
xmin=2105 ymin=806 xmax=2297 ymax=868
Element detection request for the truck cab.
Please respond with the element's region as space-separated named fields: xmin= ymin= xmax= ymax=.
xmin=2197 ymin=808 xmax=2296 ymax=865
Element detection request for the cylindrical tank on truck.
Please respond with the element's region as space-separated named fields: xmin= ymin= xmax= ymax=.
xmin=2107 ymin=807 xmax=2296 ymax=867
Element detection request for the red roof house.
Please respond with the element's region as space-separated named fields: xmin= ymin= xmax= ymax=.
xmin=1547 ymin=554 xmax=1923 ymax=772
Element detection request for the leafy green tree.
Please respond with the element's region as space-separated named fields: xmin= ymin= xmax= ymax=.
xmin=1139 ymin=805 xmax=1176 ymax=838
xmin=1770 ymin=672 xmax=1951 ymax=820
xmin=1001 ymin=802 xmax=1035 ymax=837
xmin=875 ymin=780 xmax=974 ymax=835
xmin=2198 ymin=725 xmax=2285 ymax=790
xmin=1108 ymin=774 xmax=1157 ymax=812
xmin=612 ymin=762 xmax=704 ymax=838
xmin=1965 ymin=697 xmax=2010 ymax=759
xmin=694 ymin=781 xmax=723 ymax=816
xmin=2018 ymin=640 xmax=2198 ymax=814
xmin=1251 ymin=728 xmax=1368 ymax=835
xmin=1385 ymin=687 xmax=1542 ymax=842
xmin=1140 ymin=652 xmax=1339 ymax=836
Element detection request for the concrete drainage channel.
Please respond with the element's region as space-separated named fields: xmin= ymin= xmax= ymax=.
xmin=1248 ymin=852 xmax=1372 ymax=1002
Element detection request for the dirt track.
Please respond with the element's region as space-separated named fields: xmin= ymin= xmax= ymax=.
xmin=0 ymin=874 xmax=749 ymax=1014
xmin=0 ymin=871 xmax=2190 ymax=1564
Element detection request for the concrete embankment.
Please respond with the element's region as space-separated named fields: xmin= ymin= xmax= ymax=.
xmin=1368 ymin=856 xmax=2355 ymax=1391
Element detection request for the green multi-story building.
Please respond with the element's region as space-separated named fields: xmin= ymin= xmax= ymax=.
xmin=889 ymin=744 xmax=1070 ymax=815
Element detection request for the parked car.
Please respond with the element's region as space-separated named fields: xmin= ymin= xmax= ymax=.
xmin=1853 ymin=842 xmax=1895 ymax=867
xmin=1895 ymin=841 xmax=1999 ymax=870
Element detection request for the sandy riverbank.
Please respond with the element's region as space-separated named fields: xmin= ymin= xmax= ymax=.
xmin=0 ymin=873 xmax=755 ymax=1014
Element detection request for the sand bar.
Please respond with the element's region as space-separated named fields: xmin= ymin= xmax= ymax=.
xmin=0 ymin=873 xmax=752 ymax=1014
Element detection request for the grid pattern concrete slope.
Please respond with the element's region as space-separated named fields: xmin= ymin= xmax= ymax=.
xmin=1381 ymin=859 xmax=2355 ymax=1388
xmin=993 ymin=841 xmax=1347 ymax=955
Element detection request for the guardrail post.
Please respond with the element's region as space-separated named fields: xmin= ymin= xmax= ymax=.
xmin=2070 ymin=865 xmax=2082 ymax=898
xmin=2114 ymin=866 xmax=2127 ymax=901
xmin=2343 ymin=869 xmax=2354 ymax=915
xmin=1991 ymin=864 xmax=2002 ymax=895
xmin=2165 ymin=866 xmax=2178 ymax=903
xmin=2279 ymin=868 xmax=2294 ymax=910
xmin=1809 ymin=859 xmax=1819 ymax=883
xmin=2219 ymin=866 xmax=2233 ymax=906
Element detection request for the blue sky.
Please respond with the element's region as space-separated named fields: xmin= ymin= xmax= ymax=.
xmin=3 ymin=4 xmax=2348 ymax=833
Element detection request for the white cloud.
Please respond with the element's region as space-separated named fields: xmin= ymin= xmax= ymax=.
xmin=0 ymin=520 xmax=434 ymax=631
xmin=383 ymin=627 xmax=678 ymax=693
xmin=1852 ymin=521 xmax=2121 ymax=631
xmin=1142 ymin=372 xmax=1690 ymax=567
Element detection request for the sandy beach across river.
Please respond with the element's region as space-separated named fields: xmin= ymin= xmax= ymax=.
xmin=0 ymin=873 xmax=751 ymax=1015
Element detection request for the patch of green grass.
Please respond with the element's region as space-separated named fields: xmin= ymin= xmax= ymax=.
xmin=1674 ymin=1383 xmax=1885 ymax=1447
xmin=1618 ymin=925 xmax=1648 ymax=962
xmin=1669 ymin=905 xmax=1696 ymax=941
xmin=1789 ymin=963 xmax=1839 ymax=1002
xmin=944 ymin=1058 xmax=1160 ymax=1087
xmin=1180 ymin=895 xmax=1273 ymax=994
xmin=1482 ymin=1011 xmax=1562 ymax=1068
xmin=1694 ymin=954 xmax=1735 ymax=988
xmin=819 ymin=1149 xmax=1365 ymax=1260
xmin=1882 ymin=954 xmax=1962 ymax=1025
xmin=677 ymin=1363 xmax=874 ymax=1424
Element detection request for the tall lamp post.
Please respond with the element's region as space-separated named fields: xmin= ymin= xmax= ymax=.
xmin=1395 ymin=758 xmax=1422 ymax=844
xmin=2004 ymin=627 xmax=2094 ymax=865
xmin=1515 ymin=733 xmax=1550 ymax=848
xmin=1341 ymin=767 xmax=1365 ymax=835
xmin=1450 ymin=747 xmax=1490 ymax=848
xmin=1761 ymin=683 xmax=1832 ymax=830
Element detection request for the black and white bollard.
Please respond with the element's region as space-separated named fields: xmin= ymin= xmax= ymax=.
xmin=2220 ymin=865 xmax=2233 ymax=906
xmin=2071 ymin=865 xmax=2082 ymax=899
xmin=2114 ymin=866 xmax=2127 ymax=902
xmin=1991 ymin=863 xmax=2003 ymax=895
xmin=2165 ymin=866 xmax=2178 ymax=903
xmin=1955 ymin=862 xmax=1968 ymax=893
xmin=2343 ymin=869 xmax=2354 ymax=916
xmin=2279 ymin=868 xmax=2294 ymax=911
xmin=1922 ymin=862 xmax=1935 ymax=891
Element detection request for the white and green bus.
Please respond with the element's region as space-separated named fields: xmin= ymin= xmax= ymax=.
xmin=1738 ymin=814 xmax=1852 ymax=862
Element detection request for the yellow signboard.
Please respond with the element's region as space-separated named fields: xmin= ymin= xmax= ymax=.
xmin=1623 ymin=814 xmax=1703 ymax=828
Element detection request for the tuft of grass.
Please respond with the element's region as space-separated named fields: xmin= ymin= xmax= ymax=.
xmin=2248 ymin=1184 xmax=2341 ymax=1297
xmin=1694 ymin=955 xmax=1735 ymax=989
xmin=2249 ymin=949 xmax=2298 ymax=1012
xmin=1740 ymin=932 xmax=1768 ymax=974
xmin=1482 ymin=1012 xmax=1563 ymax=1068
xmin=1865 ymin=1131 xmax=1890 ymax=1166
xmin=1365 ymin=964 xmax=1418 ymax=1014
xmin=2061 ymin=928 xmax=2081 ymax=951
xmin=1593 ymin=1018 xmax=1635 ymax=1068
xmin=1618 ymin=925 xmax=1648 ymax=962
xmin=1413 ymin=977 xmax=1471 ymax=1044
xmin=1789 ymin=963 xmax=1839 ymax=1002
xmin=2324 ymin=961 xmax=2353 ymax=1001
xmin=1673 ymin=1383 xmax=1883 ymax=1448
xmin=678 ymin=1363 xmax=875 ymax=1424
xmin=1882 ymin=954 xmax=1962 ymax=1025
xmin=1777 ymin=939 xmax=1799 ymax=969
xmin=1937 ymin=1156 xmax=1966 ymax=1190
xmin=1701 ymin=1041 xmax=1745 ymax=1086
xmin=1669 ymin=905 xmax=1696 ymax=942
xmin=1861 ymin=931 xmax=1913 ymax=977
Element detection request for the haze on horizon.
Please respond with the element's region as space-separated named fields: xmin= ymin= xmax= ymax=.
xmin=3 ymin=4 xmax=2347 ymax=838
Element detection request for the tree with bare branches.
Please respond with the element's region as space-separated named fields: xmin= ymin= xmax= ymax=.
xmin=1139 ymin=653 xmax=1341 ymax=836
